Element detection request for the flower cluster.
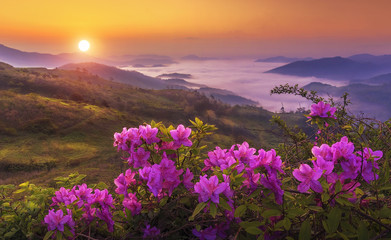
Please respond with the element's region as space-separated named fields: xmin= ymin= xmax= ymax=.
xmin=293 ymin=136 xmax=383 ymax=194
xmin=199 ymin=142 xmax=285 ymax=205
xmin=309 ymin=101 xmax=336 ymax=119
xmin=45 ymin=184 xmax=115 ymax=235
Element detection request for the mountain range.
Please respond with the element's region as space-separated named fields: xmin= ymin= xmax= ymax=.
xmin=267 ymin=55 xmax=391 ymax=80
xmin=0 ymin=44 xmax=176 ymax=68
xmin=255 ymin=56 xmax=313 ymax=63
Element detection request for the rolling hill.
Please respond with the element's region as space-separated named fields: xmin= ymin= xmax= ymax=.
xmin=0 ymin=61 xmax=306 ymax=185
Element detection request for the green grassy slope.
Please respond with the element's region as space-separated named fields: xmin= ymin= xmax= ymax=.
xmin=0 ymin=62 xmax=309 ymax=185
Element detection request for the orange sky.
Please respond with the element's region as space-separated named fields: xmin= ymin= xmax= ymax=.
xmin=1 ymin=0 xmax=391 ymax=57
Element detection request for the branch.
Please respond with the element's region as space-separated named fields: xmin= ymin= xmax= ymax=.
xmin=352 ymin=208 xmax=391 ymax=231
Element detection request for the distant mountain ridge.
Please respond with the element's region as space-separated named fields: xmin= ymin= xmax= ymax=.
xmin=0 ymin=43 xmax=176 ymax=68
xmin=255 ymin=56 xmax=313 ymax=63
xmin=266 ymin=56 xmax=391 ymax=80
xmin=0 ymin=43 xmax=105 ymax=68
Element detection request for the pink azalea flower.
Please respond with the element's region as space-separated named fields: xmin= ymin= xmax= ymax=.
xmin=260 ymin=174 xmax=284 ymax=205
xmin=309 ymin=101 xmax=336 ymax=119
xmin=129 ymin=147 xmax=151 ymax=168
xmin=194 ymin=175 xmax=229 ymax=204
xmin=170 ymin=124 xmax=192 ymax=147
xmin=312 ymin=144 xmax=333 ymax=162
xmin=92 ymin=189 xmax=115 ymax=209
xmin=51 ymin=187 xmax=77 ymax=206
xmin=139 ymin=125 xmax=160 ymax=144
xmin=113 ymin=127 xmax=130 ymax=151
xmin=331 ymin=136 xmax=355 ymax=163
xmin=123 ymin=192 xmax=142 ymax=216
xmin=313 ymin=156 xmax=334 ymax=175
xmin=44 ymin=209 xmax=75 ymax=232
xmin=233 ymin=142 xmax=256 ymax=165
xmin=340 ymin=156 xmax=361 ymax=181
xmin=183 ymin=168 xmax=194 ymax=190
xmin=293 ymin=164 xmax=323 ymax=193
xmin=95 ymin=207 xmax=114 ymax=232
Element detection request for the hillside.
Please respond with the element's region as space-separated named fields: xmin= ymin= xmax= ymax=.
xmin=0 ymin=62 xmax=307 ymax=185
xmin=266 ymin=56 xmax=390 ymax=80
xmin=60 ymin=62 xmax=258 ymax=105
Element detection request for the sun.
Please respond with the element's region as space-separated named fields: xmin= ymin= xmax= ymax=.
xmin=78 ymin=40 xmax=90 ymax=52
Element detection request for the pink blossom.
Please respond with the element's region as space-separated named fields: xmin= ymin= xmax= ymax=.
xmin=183 ymin=168 xmax=194 ymax=190
xmin=95 ymin=207 xmax=114 ymax=232
xmin=123 ymin=192 xmax=142 ymax=216
xmin=44 ymin=209 xmax=75 ymax=233
xmin=312 ymin=144 xmax=333 ymax=162
xmin=313 ymin=156 xmax=334 ymax=175
xmin=170 ymin=124 xmax=192 ymax=147
xmin=194 ymin=175 xmax=228 ymax=204
xmin=340 ymin=156 xmax=361 ymax=181
xmin=51 ymin=187 xmax=77 ymax=206
xmin=129 ymin=147 xmax=151 ymax=168
xmin=309 ymin=101 xmax=336 ymax=119
xmin=233 ymin=142 xmax=256 ymax=165
xmin=331 ymin=136 xmax=355 ymax=163
xmin=260 ymin=174 xmax=284 ymax=204
xmin=293 ymin=164 xmax=323 ymax=193
xmin=139 ymin=125 xmax=160 ymax=144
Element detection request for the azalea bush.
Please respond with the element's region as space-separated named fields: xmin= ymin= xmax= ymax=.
xmin=1 ymin=86 xmax=391 ymax=239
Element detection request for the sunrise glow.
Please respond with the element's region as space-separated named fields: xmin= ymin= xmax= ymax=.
xmin=78 ymin=40 xmax=90 ymax=52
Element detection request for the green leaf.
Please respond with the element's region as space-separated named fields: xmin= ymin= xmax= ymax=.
xmin=321 ymin=193 xmax=330 ymax=202
xmin=337 ymin=231 xmax=349 ymax=240
xmin=56 ymin=232 xmax=63 ymax=240
xmin=335 ymin=181 xmax=342 ymax=193
xmin=299 ymin=219 xmax=311 ymax=240
xmin=286 ymin=208 xmax=306 ymax=218
xmin=358 ymin=222 xmax=369 ymax=240
xmin=308 ymin=206 xmax=323 ymax=212
xmin=322 ymin=220 xmax=330 ymax=233
xmin=335 ymin=198 xmax=353 ymax=206
xmin=219 ymin=197 xmax=232 ymax=211
xmin=210 ymin=203 xmax=217 ymax=218
xmin=95 ymin=181 xmax=108 ymax=190
xmin=249 ymin=189 xmax=261 ymax=198
xmin=283 ymin=218 xmax=292 ymax=230
xmin=63 ymin=227 xmax=73 ymax=237
xmin=262 ymin=209 xmax=282 ymax=219
xmin=247 ymin=203 xmax=261 ymax=212
xmin=159 ymin=196 xmax=169 ymax=207
xmin=4 ymin=231 xmax=16 ymax=238
xmin=245 ymin=226 xmax=262 ymax=235
xmin=240 ymin=221 xmax=262 ymax=229
xmin=13 ymin=188 xmax=27 ymax=194
xmin=234 ymin=205 xmax=247 ymax=218
xmin=358 ymin=124 xmax=365 ymax=135
xmin=379 ymin=206 xmax=391 ymax=219
xmin=189 ymin=202 xmax=207 ymax=221
xmin=327 ymin=208 xmax=342 ymax=233
xmin=19 ymin=181 xmax=30 ymax=188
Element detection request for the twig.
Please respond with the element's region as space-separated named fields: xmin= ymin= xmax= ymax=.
xmin=352 ymin=208 xmax=391 ymax=231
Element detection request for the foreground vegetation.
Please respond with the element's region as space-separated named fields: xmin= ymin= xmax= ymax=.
xmin=1 ymin=84 xmax=391 ymax=239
